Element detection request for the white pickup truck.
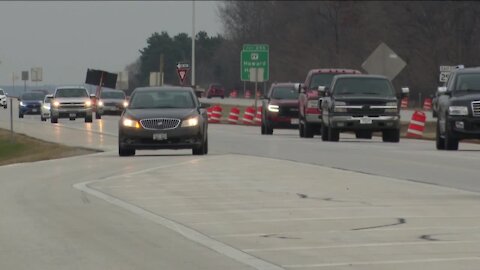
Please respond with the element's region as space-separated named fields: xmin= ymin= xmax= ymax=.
xmin=50 ymin=86 xmax=93 ymax=123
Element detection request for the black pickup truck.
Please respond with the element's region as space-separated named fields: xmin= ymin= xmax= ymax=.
xmin=320 ymin=74 xmax=408 ymax=142
xmin=435 ymin=67 xmax=480 ymax=150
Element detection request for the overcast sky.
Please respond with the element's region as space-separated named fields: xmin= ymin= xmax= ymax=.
xmin=0 ymin=1 xmax=222 ymax=86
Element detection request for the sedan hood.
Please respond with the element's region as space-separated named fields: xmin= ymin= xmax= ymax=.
xmin=126 ymin=108 xmax=197 ymax=120
xmin=21 ymin=100 xmax=42 ymax=104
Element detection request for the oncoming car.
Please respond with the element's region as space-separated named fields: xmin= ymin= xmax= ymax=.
xmin=40 ymin=94 xmax=54 ymax=121
xmin=18 ymin=92 xmax=45 ymax=118
xmin=118 ymin=86 xmax=209 ymax=156
xmin=261 ymin=82 xmax=300 ymax=135
xmin=95 ymin=89 xmax=128 ymax=119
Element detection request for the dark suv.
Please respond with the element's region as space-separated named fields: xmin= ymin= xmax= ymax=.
xmin=298 ymin=68 xmax=361 ymax=138
xmin=261 ymin=83 xmax=299 ymax=135
xmin=435 ymin=67 xmax=480 ymax=150
xmin=320 ymin=74 xmax=408 ymax=142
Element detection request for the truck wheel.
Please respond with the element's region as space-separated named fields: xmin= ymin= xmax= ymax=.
xmin=321 ymin=124 xmax=329 ymax=141
xmin=4 ymin=104 xmax=7 ymax=109
xmin=304 ymin=122 xmax=314 ymax=138
xmin=382 ymin=129 xmax=400 ymax=142
xmin=435 ymin=120 xmax=445 ymax=150
xmin=85 ymin=115 xmax=93 ymax=123
xmin=261 ymin=122 xmax=266 ymax=135
xmin=41 ymin=116 xmax=46 ymax=122
xmin=328 ymin=126 xmax=340 ymax=142
xmin=444 ymin=121 xmax=459 ymax=150
xmin=19 ymin=113 xmax=24 ymax=118
xmin=95 ymin=112 xmax=102 ymax=119
xmin=266 ymin=125 xmax=273 ymax=135
xmin=356 ymin=131 xmax=372 ymax=139
xmin=51 ymin=116 xmax=58 ymax=123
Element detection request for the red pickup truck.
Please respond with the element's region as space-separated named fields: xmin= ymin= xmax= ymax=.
xmin=298 ymin=68 xmax=361 ymax=138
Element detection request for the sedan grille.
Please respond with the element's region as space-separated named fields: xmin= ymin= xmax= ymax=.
xmin=140 ymin=118 xmax=180 ymax=130
xmin=472 ymin=101 xmax=480 ymax=117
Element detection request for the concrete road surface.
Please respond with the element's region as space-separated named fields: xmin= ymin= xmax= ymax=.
xmin=1 ymin=98 xmax=480 ymax=270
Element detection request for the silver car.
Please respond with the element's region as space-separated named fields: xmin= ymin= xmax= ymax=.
xmin=40 ymin=94 xmax=53 ymax=121
xmin=0 ymin=88 xmax=7 ymax=109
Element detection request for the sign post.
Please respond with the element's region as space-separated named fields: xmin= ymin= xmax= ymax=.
xmin=21 ymin=71 xmax=28 ymax=92
xmin=10 ymin=72 xmax=19 ymax=143
xmin=176 ymin=62 xmax=190 ymax=86
xmin=241 ymin=44 xmax=269 ymax=110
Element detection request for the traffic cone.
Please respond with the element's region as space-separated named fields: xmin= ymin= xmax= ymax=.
xmin=228 ymin=107 xmax=240 ymax=124
xmin=242 ymin=107 xmax=255 ymax=125
xmin=423 ymin=98 xmax=432 ymax=111
xmin=406 ymin=110 xmax=426 ymax=138
xmin=210 ymin=105 xmax=222 ymax=123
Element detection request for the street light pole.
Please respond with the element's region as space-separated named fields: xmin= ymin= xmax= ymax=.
xmin=191 ymin=0 xmax=196 ymax=88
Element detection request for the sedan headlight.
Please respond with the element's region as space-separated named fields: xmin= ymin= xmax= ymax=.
xmin=385 ymin=102 xmax=398 ymax=113
xmin=181 ymin=116 xmax=199 ymax=127
xmin=122 ymin=117 xmax=141 ymax=128
xmin=334 ymin=101 xmax=347 ymax=112
xmin=42 ymin=104 xmax=50 ymax=110
xmin=448 ymin=106 xmax=468 ymax=116
xmin=20 ymin=101 xmax=26 ymax=106
xmin=267 ymin=104 xmax=279 ymax=112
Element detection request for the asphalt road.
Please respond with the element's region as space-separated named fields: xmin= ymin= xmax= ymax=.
xmin=1 ymin=99 xmax=480 ymax=270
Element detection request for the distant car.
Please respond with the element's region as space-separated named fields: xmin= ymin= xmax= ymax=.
xmin=435 ymin=67 xmax=480 ymax=150
xmin=18 ymin=92 xmax=45 ymax=118
xmin=40 ymin=94 xmax=54 ymax=121
xmin=95 ymin=89 xmax=128 ymax=119
xmin=0 ymin=88 xmax=7 ymax=109
xmin=206 ymin=83 xmax=225 ymax=99
xmin=298 ymin=68 xmax=362 ymax=138
xmin=118 ymin=86 xmax=209 ymax=156
xmin=320 ymin=74 xmax=408 ymax=142
xmin=50 ymin=86 xmax=93 ymax=123
xmin=261 ymin=82 xmax=300 ymax=135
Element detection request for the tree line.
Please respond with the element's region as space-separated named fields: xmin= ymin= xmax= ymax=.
xmin=126 ymin=1 xmax=480 ymax=100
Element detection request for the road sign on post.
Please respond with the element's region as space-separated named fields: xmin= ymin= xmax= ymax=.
xmin=31 ymin=67 xmax=43 ymax=83
xmin=361 ymin=42 xmax=406 ymax=81
xmin=241 ymin=46 xmax=269 ymax=82
xmin=439 ymin=65 xmax=464 ymax=83
xmin=176 ymin=62 xmax=190 ymax=86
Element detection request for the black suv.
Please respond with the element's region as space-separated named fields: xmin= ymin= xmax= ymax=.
xmin=435 ymin=67 xmax=480 ymax=150
xmin=320 ymin=74 xmax=408 ymax=142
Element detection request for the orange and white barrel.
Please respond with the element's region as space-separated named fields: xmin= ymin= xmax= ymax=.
xmin=245 ymin=90 xmax=251 ymax=99
xmin=210 ymin=105 xmax=222 ymax=123
xmin=401 ymin=97 xmax=409 ymax=109
xmin=228 ymin=107 xmax=240 ymax=124
xmin=242 ymin=106 xmax=255 ymax=125
xmin=423 ymin=98 xmax=432 ymax=111
xmin=406 ymin=110 xmax=426 ymax=138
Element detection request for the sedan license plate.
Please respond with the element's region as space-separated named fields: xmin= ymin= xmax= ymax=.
xmin=291 ymin=118 xmax=299 ymax=125
xmin=360 ymin=117 xmax=372 ymax=124
xmin=69 ymin=113 xmax=76 ymax=118
xmin=153 ymin=133 xmax=168 ymax=141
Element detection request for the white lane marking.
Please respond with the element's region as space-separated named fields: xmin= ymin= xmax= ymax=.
xmin=283 ymin=257 xmax=480 ymax=268
xmin=243 ymin=240 xmax=480 ymax=252
xmin=73 ymin=159 xmax=285 ymax=270
xmin=191 ymin=215 xmax=480 ymax=225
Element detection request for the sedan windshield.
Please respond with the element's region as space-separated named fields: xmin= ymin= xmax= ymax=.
xmin=130 ymin=90 xmax=195 ymax=109
xmin=101 ymin=91 xmax=126 ymax=99
xmin=55 ymin=88 xmax=88 ymax=98
xmin=21 ymin=92 xmax=45 ymax=101
xmin=271 ymin=87 xmax=299 ymax=99
xmin=333 ymin=78 xmax=395 ymax=97
xmin=454 ymin=74 xmax=480 ymax=92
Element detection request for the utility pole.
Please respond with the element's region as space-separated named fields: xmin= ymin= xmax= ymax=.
xmin=191 ymin=0 xmax=196 ymax=88
xmin=160 ymin=54 xmax=164 ymax=86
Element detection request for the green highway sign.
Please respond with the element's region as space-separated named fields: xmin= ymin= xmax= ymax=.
xmin=241 ymin=44 xmax=269 ymax=82
xmin=243 ymin=44 xmax=269 ymax=51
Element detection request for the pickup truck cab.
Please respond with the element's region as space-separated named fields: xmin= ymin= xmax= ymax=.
xmin=51 ymin=86 xmax=93 ymax=123
xmin=298 ymin=68 xmax=361 ymax=138
xmin=261 ymin=82 xmax=300 ymax=135
xmin=436 ymin=67 xmax=480 ymax=150
xmin=321 ymin=74 xmax=408 ymax=142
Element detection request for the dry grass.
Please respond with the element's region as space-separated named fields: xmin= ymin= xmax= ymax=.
xmin=0 ymin=128 xmax=98 ymax=166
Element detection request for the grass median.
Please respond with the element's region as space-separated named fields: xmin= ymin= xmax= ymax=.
xmin=0 ymin=128 xmax=97 ymax=166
